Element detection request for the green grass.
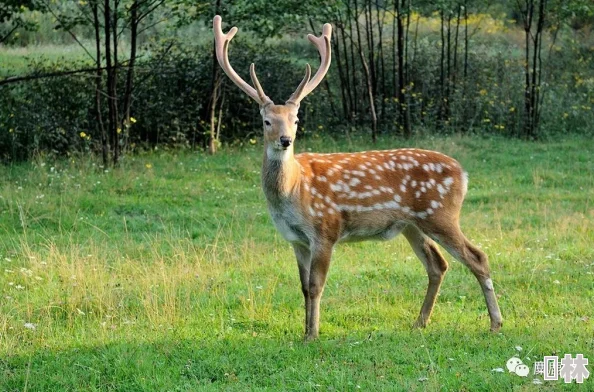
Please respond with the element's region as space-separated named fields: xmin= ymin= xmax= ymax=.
xmin=0 ymin=135 xmax=593 ymax=391
xmin=0 ymin=43 xmax=95 ymax=77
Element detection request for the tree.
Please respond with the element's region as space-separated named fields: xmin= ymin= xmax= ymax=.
xmin=0 ymin=0 xmax=43 ymax=44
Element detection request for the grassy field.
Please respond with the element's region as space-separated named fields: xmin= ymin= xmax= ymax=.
xmin=0 ymin=135 xmax=593 ymax=391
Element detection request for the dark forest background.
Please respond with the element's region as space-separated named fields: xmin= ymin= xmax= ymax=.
xmin=0 ymin=0 xmax=593 ymax=164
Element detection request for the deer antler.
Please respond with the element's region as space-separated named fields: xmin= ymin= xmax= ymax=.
xmin=286 ymin=23 xmax=332 ymax=106
xmin=213 ymin=15 xmax=273 ymax=107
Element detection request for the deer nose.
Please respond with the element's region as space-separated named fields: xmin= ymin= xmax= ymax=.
xmin=280 ymin=136 xmax=292 ymax=148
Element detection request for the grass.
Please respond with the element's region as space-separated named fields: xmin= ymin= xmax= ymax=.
xmin=0 ymin=134 xmax=593 ymax=391
xmin=0 ymin=43 xmax=95 ymax=77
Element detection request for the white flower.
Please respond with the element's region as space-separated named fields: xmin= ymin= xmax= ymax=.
xmin=515 ymin=346 xmax=523 ymax=351
xmin=492 ymin=368 xmax=504 ymax=373
xmin=24 ymin=323 xmax=36 ymax=330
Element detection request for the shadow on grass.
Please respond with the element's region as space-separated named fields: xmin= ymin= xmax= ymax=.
xmin=0 ymin=326 xmax=528 ymax=392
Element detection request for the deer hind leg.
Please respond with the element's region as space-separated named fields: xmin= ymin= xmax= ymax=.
xmin=292 ymin=244 xmax=312 ymax=336
xmin=429 ymin=226 xmax=503 ymax=332
xmin=403 ymin=225 xmax=449 ymax=329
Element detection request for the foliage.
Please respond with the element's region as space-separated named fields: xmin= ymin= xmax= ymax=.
xmin=0 ymin=1 xmax=593 ymax=161
xmin=0 ymin=0 xmax=43 ymax=44
xmin=0 ymin=136 xmax=593 ymax=389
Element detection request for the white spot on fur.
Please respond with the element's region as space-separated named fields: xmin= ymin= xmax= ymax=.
xmin=349 ymin=178 xmax=361 ymax=187
xmin=400 ymin=184 xmax=406 ymax=192
xmin=443 ymin=177 xmax=454 ymax=187
xmin=319 ymin=176 xmax=327 ymax=182
xmin=431 ymin=200 xmax=440 ymax=209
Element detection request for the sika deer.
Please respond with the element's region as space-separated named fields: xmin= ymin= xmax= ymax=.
xmin=213 ymin=15 xmax=502 ymax=340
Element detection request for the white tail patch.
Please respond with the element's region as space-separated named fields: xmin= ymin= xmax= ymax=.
xmin=461 ymin=171 xmax=469 ymax=197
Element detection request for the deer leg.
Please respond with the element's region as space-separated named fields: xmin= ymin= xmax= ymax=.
xmin=306 ymin=243 xmax=334 ymax=341
xmin=292 ymin=243 xmax=312 ymax=336
xmin=403 ymin=225 xmax=449 ymax=329
xmin=429 ymin=226 xmax=503 ymax=332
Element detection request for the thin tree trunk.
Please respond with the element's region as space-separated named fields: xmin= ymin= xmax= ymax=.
xmin=359 ymin=47 xmax=377 ymax=143
xmin=112 ymin=0 xmax=120 ymax=165
xmin=439 ymin=8 xmax=446 ymax=127
xmin=208 ymin=0 xmax=222 ymax=154
xmin=392 ymin=0 xmax=397 ymax=97
xmin=452 ymin=4 xmax=461 ymax=92
xmin=523 ymin=0 xmax=534 ymax=138
xmin=530 ymin=0 xmax=546 ymax=139
xmin=354 ymin=0 xmax=376 ymax=142
xmin=334 ymin=25 xmax=350 ymax=121
xmin=92 ymin=1 xmax=108 ymax=167
xmin=346 ymin=0 xmax=359 ymax=116
xmin=340 ymin=22 xmax=354 ymax=120
xmin=122 ymin=0 xmax=138 ymax=154
xmin=463 ymin=0 xmax=469 ymax=78
xmin=376 ymin=1 xmax=386 ymax=119
xmin=364 ymin=0 xmax=376 ymax=96
xmin=104 ymin=0 xmax=117 ymax=166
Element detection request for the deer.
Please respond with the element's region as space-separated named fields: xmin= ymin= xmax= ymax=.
xmin=213 ymin=15 xmax=502 ymax=341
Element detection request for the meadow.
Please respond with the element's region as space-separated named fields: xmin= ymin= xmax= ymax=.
xmin=0 ymin=134 xmax=593 ymax=391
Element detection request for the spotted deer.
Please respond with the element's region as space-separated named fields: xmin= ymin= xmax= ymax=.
xmin=213 ymin=15 xmax=502 ymax=341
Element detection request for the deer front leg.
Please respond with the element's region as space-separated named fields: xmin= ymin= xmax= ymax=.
xmin=306 ymin=242 xmax=334 ymax=341
xmin=292 ymin=244 xmax=312 ymax=336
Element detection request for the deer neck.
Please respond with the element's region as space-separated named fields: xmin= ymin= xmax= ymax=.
xmin=262 ymin=143 xmax=302 ymax=205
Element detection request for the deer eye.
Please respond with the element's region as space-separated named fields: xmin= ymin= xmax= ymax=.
xmin=264 ymin=120 xmax=271 ymax=126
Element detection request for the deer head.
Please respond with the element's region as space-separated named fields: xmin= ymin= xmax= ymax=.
xmin=213 ymin=15 xmax=332 ymax=159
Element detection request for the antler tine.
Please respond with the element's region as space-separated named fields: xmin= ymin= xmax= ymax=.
xmin=249 ymin=63 xmax=270 ymax=105
xmin=286 ymin=64 xmax=312 ymax=106
xmin=286 ymin=23 xmax=332 ymax=105
xmin=213 ymin=15 xmax=272 ymax=107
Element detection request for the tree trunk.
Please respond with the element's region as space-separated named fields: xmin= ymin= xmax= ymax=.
xmin=208 ymin=0 xmax=222 ymax=154
xmin=112 ymin=0 xmax=120 ymax=165
xmin=92 ymin=1 xmax=108 ymax=167
xmin=122 ymin=0 xmax=139 ymax=154
xmin=104 ymin=0 xmax=118 ymax=166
